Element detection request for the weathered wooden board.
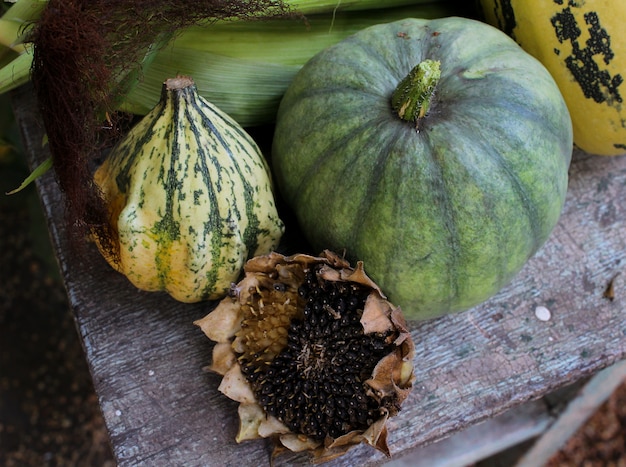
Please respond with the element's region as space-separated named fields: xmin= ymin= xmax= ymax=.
xmin=11 ymin=82 xmax=626 ymax=467
xmin=387 ymin=399 xmax=554 ymax=467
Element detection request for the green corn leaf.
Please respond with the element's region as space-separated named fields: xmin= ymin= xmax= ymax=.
xmin=6 ymin=155 xmax=51 ymax=195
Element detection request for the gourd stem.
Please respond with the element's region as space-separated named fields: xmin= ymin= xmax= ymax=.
xmin=391 ymin=59 xmax=441 ymax=124
xmin=165 ymin=75 xmax=195 ymax=91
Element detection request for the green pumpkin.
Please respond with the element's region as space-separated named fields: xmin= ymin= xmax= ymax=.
xmin=272 ymin=17 xmax=573 ymax=320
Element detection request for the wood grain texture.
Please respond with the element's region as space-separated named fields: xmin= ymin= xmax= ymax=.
xmin=11 ymin=83 xmax=626 ymax=467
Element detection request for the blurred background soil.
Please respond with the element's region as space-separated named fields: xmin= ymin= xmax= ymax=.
xmin=0 ymin=94 xmax=115 ymax=466
xmin=0 ymin=92 xmax=624 ymax=466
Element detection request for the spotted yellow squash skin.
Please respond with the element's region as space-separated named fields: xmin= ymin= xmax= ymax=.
xmin=479 ymin=0 xmax=625 ymax=156
xmin=94 ymin=77 xmax=284 ymax=302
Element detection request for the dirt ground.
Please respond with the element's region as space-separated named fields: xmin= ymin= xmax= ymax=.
xmin=0 ymin=147 xmax=624 ymax=466
xmin=0 ymin=159 xmax=115 ymax=466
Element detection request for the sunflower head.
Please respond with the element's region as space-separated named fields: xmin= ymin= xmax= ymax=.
xmin=195 ymin=250 xmax=415 ymax=463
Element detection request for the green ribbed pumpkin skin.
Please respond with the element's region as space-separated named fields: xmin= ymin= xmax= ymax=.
xmin=272 ymin=18 xmax=572 ymax=320
xmin=95 ymin=77 xmax=284 ymax=303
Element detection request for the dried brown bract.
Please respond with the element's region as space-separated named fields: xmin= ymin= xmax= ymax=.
xmin=195 ymin=250 xmax=415 ymax=463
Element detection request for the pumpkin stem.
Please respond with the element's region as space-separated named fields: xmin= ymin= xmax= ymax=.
xmin=391 ymin=59 xmax=441 ymax=125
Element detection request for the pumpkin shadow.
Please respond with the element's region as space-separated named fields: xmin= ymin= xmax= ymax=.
xmin=247 ymin=123 xmax=315 ymax=257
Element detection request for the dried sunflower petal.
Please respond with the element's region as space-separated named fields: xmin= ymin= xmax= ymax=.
xmin=194 ymin=250 xmax=415 ymax=462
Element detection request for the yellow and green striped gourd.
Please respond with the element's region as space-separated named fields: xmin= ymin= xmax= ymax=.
xmin=94 ymin=76 xmax=284 ymax=302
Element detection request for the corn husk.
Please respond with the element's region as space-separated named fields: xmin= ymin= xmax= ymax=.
xmin=0 ymin=0 xmax=471 ymax=125
xmin=123 ymin=2 xmax=469 ymax=125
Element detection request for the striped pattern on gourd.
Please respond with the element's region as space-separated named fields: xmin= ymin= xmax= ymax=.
xmin=94 ymin=76 xmax=284 ymax=302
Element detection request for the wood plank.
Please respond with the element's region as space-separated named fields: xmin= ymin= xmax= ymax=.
xmin=11 ymin=83 xmax=626 ymax=467
xmin=387 ymin=399 xmax=553 ymax=467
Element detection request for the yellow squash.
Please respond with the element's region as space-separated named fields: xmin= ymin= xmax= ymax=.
xmin=479 ymin=0 xmax=625 ymax=156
